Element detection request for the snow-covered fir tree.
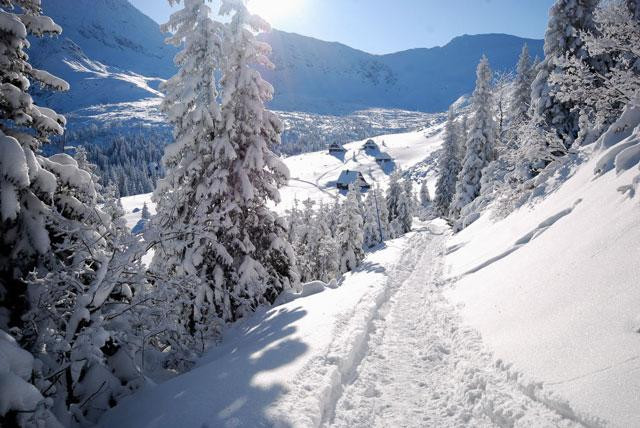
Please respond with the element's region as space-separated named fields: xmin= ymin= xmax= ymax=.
xmin=314 ymin=201 xmax=340 ymax=282
xmin=434 ymin=107 xmax=462 ymax=217
xmin=386 ymin=169 xmax=404 ymax=237
xmin=363 ymin=187 xmax=388 ymax=248
xmin=148 ymin=0 xmax=227 ymax=363
xmin=530 ymin=0 xmax=600 ymax=149
xmin=141 ymin=201 xmax=151 ymax=220
xmin=152 ymin=0 xmax=298 ymax=356
xmin=337 ymin=184 xmax=365 ymax=273
xmin=451 ymin=56 xmax=496 ymax=218
xmin=511 ymin=44 xmax=534 ymax=124
xmin=215 ymin=0 xmax=299 ymax=311
xmin=401 ymin=177 xmax=415 ymax=232
xmin=420 ymin=180 xmax=431 ymax=208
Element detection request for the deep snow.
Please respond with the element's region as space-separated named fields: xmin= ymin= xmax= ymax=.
xmin=111 ymin=116 xmax=640 ymax=427
xmin=445 ymin=139 xmax=640 ymax=425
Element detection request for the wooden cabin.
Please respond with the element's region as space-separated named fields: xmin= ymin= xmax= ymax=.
xmin=328 ymin=142 xmax=347 ymax=154
xmin=336 ymin=170 xmax=371 ymax=191
xmin=362 ymin=139 xmax=379 ymax=151
xmin=375 ymin=152 xmax=392 ymax=164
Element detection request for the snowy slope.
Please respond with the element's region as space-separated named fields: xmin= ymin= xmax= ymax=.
xmin=30 ymin=0 xmax=177 ymax=112
xmin=445 ymin=116 xmax=640 ymax=426
xmin=277 ymin=126 xmax=444 ymax=212
xmin=260 ymin=31 xmax=544 ymax=113
xmin=111 ymin=114 xmax=640 ymax=427
xmin=120 ymin=125 xmax=444 ymax=224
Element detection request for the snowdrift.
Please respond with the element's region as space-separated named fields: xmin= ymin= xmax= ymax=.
xmin=446 ymin=105 xmax=640 ymax=427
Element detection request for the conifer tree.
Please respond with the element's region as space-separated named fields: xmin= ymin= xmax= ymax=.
xmin=434 ymin=107 xmax=462 ymax=216
xmin=386 ymin=169 xmax=404 ymax=237
xmin=420 ymin=180 xmax=431 ymax=208
xmin=451 ymin=56 xmax=496 ymax=218
xmin=363 ymin=188 xmax=388 ymax=248
xmin=337 ymin=185 xmax=364 ymax=273
xmin=530 ymin=0 xmax=600 ymax=148
xmin=511 ymin=44 xmax=534 ymax=124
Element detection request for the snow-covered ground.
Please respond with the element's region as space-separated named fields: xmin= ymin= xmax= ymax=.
xmin=120 ymin=126 xmax=443 ymax=221
xmin=112 ymin=116 xmax=640 ymax=427
xmin=445 ymin=148 xmax=640 ymax=426
xmin=277 ymin=127 xmax=443 ymax=212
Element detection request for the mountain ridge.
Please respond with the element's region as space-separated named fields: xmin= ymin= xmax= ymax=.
xmin=31 ymin=0 xmax=544 ymax=115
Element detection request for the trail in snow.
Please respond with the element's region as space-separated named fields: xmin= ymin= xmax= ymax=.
xmin=324 ymin=224 xmax=583 ymax=428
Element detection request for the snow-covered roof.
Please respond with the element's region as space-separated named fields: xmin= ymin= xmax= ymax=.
xmin=328 ymin=142 xmax=346 ymax=151
xmin=337 ymin=170 xmax=369 ymax=187
xmin=376 ymin=152 xmax=392 ymax=161
xmin=363 ymin=139 xmax=378 ymax=149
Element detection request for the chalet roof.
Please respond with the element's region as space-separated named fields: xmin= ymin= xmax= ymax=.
xmin=328 ymin=142 xmax=346 ymax=151
xmin=337 ymin=169 xmax=369 ymax=186
xmin=363 ymin=139 xmax=378 ymax=148
xmin=375 ymin=152 xmax=392 ymax=161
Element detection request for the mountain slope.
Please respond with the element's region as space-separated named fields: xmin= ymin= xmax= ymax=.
xmin=31 ymin=0 xmax=542 ymax=115
xmin=259 ymin=31 xmax=544 ymax=113
xmin=30 ymin=0 xmax=177 ymax=112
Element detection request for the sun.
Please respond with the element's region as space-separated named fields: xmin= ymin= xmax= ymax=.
xmin=247 ymin=0 xmax=303 ymax=24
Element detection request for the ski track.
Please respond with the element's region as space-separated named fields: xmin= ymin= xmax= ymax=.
xmin=321 ymin=225 xmax=585 ymax=428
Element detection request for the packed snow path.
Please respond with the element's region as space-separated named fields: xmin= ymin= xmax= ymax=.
xmin=101 ymin=222 xmax=589 ymax=428
xmin=325 ymin=225 xmax=582 ymax=428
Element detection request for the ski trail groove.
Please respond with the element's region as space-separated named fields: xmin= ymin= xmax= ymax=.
xmin=324 ymin=226 xmax=585 ymax=428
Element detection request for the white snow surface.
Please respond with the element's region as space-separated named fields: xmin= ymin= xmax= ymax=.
xmin=111 ymin=119 xmax=640 ymax=427
xmin=446 ymin=150 xmax=640 ymax=424
xmin=276 ymin=127 xmax=443 ymax=212
xmin=102 ymin=221 xmax=582 ymax=428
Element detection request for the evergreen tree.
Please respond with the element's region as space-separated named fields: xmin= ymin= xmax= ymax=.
xmin=420 ymin=180 xmax=431 ymax=208
xmin=141 ymin=201 xmax=151 ymax=220
xmin=400 ymin=177 xmax=415 ymax=232
xmin=215 ymin=0 xmax=299 ymax=314
xmin=451 ymin=56 xmax=496 ymax=218
xmin=434 ymin=107 xmax=462 ymax=216
xmin=511 ymin=44 xmax=534 ymax=124
xmin=386 ymin=169 xmax=404 ymax=237
xmin=363 ymin=187 xmax=388 ymax=248
xmin=337 ymin=185 xmax=365 ymax=273
xmin=315 ymin=201 xmax=340 ymax=282
xmin=149 ymin=0 xmax=226 ymax=362
xmin=530 ymin=0 xmax=600 ymax=148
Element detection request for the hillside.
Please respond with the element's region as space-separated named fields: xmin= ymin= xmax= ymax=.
xmin=108 ymin=110 xmax=640 ymax=427
xmin=30 ymin=0 xmax=542 ymax=115
xmin=260 ymin=31 xmax=544 ymax=113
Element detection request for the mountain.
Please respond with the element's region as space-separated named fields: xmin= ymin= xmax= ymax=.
xmin=31 ymin=0 xmax=543 ymax=115
xmin=258 ymin=31 xmax=544 ymax=114
xmin=30 ymin=0 xmax=177 ymax=112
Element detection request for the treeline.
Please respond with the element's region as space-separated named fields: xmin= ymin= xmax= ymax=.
xmin=287 ymin=170 xmax=427 ymax=284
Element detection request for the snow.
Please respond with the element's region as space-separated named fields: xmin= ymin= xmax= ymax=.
xmin=275 ymin=127 xmax=443 ymax=213
xmin=111 ymin=112 xmax=640 ymax=427
xmin=0 ymin=331 xmax=42 ymax=416
xmin=100 ymin=232 xmax=410 ymax=427
xmin=445 ymin=148 xmax=640 ymax=425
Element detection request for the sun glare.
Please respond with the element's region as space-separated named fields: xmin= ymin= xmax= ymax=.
xmin=247 ymin=0 xmax=303 ymax=24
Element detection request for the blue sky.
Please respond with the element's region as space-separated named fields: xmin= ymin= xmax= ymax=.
xmin=129 ymin=0 xmax=556 ymax=54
